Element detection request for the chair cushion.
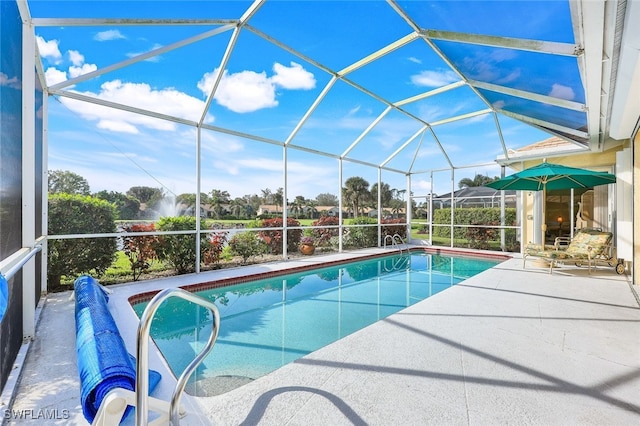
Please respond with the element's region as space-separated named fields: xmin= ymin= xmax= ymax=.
xmin=565 ymin=229 xmax=612 ymax=257
xmin=525 ymin=245 xmax=570 ymax=260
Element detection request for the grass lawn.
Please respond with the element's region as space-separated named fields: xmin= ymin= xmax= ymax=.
xmin=56 ymin=220 xmax=507 ymax=288
xmin=206 ymin=219 xmax=315 ymax=227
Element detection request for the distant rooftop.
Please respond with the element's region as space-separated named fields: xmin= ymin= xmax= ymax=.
xmin=499 ymin=136 xmax=587 ymax=164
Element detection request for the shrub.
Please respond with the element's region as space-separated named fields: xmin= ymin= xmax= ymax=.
xmin=155 ymin=216 xmax=205 ymax=274
xmin=48 ymin=194 xmax=118 ymax=288
xmin=381 ymin=218 xmax=406 ymax=243
xmin=343 ymin=217 xmax=378 ymax=248
xmin=311 ymin=216 xmax=340 ymax=247
xmin=202 ymin=231 xmax=228 ymax=266
xmin=465 ymin=222 xmax=497 ymax=250
xmin=432 ymin=207 xmax=519 ymax=251
xmin=258 ymin=217 xmax=302 ymax=254
xmin=229 ymin=231 xmax=268 ymax=264
xmin=433 ymin=207 xmax=516 ymax=240
xmin=121 ymin=223 xmax=159 ymax=281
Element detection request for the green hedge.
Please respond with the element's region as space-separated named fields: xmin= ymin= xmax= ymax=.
xmin=48 ymin=194 xmax=118 ymax=288
xmin=432 ymin=208 xmax=520 ymax=251
xmin=432 ymin=207 xmax=516 ymax=239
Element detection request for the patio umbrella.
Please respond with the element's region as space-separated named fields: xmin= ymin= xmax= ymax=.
xmin=485 ymin=162 xmax=616 ymax=247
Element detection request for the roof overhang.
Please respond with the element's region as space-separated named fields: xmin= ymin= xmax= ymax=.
xmin=609 ymin=0 xmax=640 ymax=140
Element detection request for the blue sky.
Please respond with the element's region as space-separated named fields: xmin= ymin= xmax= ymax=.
xmin=25 ymin=0 xmax=578 ymax=201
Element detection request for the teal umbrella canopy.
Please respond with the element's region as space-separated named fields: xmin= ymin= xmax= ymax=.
xmin=485 ymin=162 xmax=616 ymax=191
xmin=486 ymin=162 xmax=616 ymax=247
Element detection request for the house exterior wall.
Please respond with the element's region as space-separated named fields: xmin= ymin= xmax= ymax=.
xmin=634 ymin=132 xmax=639 ymax=285
xmin=518 ymin=145 xmax=624 ymax=249
xmin=0 ymin=0 xmax=25 ymax=392
xmin=0 ymin=1 xmax=44 ymax=393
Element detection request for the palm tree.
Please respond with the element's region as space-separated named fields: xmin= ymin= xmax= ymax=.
xmin=243 ymin=193 xmax=262 ymax=215
xmin=304 ymin=199 xmax=318 ymax=219
xmin=343 ymin=176 xmax=370 ymax=218
xmin=273 ymin=187 xmax=284 ymax=215
xmin=260 ymin=188 xmax=272 ymax=205
xmin=290 ymin=195 xmax=305 ymax=219
xmin=458 ymin=174 xmax=498 ymax=189
xmin=209 ymin=189 xmax=230 ymax=219
xmin=229 ymin=198 xmax=246 ymax=219
xmin=370 ymin=182 xmax=393 ymax=207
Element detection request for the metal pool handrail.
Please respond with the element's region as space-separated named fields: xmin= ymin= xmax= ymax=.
xmin=0 ymin=244 xmax=42 ymax=281
xmin=384 ymin=233 xmax=407 ymax=253
xmin=136 ymin=287 xmax=221 ymax=426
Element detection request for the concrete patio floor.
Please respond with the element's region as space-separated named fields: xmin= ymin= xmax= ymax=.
xmin=3 ymin=249 xmax=639 ymax=425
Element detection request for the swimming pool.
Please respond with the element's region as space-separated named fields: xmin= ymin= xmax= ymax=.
xmin=132 ymin=252 xmax=500 ymax=396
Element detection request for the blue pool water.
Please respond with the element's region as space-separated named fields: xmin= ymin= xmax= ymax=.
xmin=133 ymin=252 xmax=499 ymax=394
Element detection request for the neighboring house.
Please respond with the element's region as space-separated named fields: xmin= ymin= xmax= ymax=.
xmin=365 ymin=207 xmax=406 ymax=219
xmin=257 ymin=205 xmax=347 ymax=219
xmin=498 ymin=135 xmax=629 ymax=248
xmin=256 ymin=204 xmax=283 ymax=216
xmin=257 ymin=205 xmax=407 ymax=219
xmin=433 ymin=186 xmax=517 ymax=209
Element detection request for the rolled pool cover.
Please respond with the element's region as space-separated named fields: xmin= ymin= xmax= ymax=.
xmin=0 ymin=273 xmax=7 ymax=322
xmin=74 ymin=275 xmax=160 ymax=424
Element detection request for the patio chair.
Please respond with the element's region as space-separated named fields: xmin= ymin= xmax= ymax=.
xmin=523 ymin=228 xmax=623 ymax=274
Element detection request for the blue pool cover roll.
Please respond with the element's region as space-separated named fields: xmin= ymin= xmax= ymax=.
xmin=0 ymin=273 xmax=7 ymax=322
xmin=74 ymin=275 xmax=160 ymax=424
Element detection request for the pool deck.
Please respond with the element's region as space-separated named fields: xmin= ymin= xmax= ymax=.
xmin=3 ymin=247 xmax=640 ymax=425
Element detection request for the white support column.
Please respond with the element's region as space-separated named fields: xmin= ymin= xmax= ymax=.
xmin=377 ymin=168 xmax=382 ymax=247
xmin=195 ymin=126 xmax=202 ymax=273
xmin=570 ymin=188 xmax=575 ymax=239
xmin=282 ymin=146 xmax=288 ymax=260
xmin=520 ymin=191 xmax=525 ymax=255
xmin=406 ymin=174 xmax=412 ymax=241
xmin=41 ymin=88 xmax=49 ymax=294
xmin=450 ymin=169 xmax=455 ymax=248
xmin=338 ymin=159 xmax=343 ymax=253
xmin=429 ymin=171 xmax=434 ymax=244
xmin=500 ymin=165 xmax=506 ymax=251
xmin=22 ymin=18 xmax=36 ymax=341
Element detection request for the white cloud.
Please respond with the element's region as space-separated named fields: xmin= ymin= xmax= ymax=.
xmin=347 ymin=105 xmax=361 ymax=116
xmin=271 ymin=62 xmax=316 ymax=90
xmin=126 ymin=44 xmax=164 ymax=63
xmin=69 ymin=63 xmax=98 ymax=79
xmin=461 ymin=49 xmax=519 ymax=83
xmin=36 ymin=36 xmax=62 ymax=63
xmin=197 ymin=71 xmax=218 ymax=96
xmin=236 ymin=158 xmax=283 ymax=172
xmin=96 ymin=119 xmax=140 ymax=134
xmin=213 ymin=160 xmax=239 ymax=175
xmin=44 ymin=67 xmax=67 ymax=86
xmin=68 ymin=50 xmax=84 ymax=66
xmin=0 ymin=72 xmax=21 ymax=89
xmin=495 ymin=69 xmax=521 ymax=85
xmin=60 ymin=96 xmax=176 ymax=132
xmin=549 ymin=83 xmax=575 ymax=101
xmin=37 ymin=37 xmax=98 ymax=86
xmin=198 ymin=62 xmax=316 ymax=113
xmin=492 ymin=100 xmax=506 ymax=110
xmin=59 ymin=79 xmax=213 ymax=133
xmin=206 ymin=69 xmax=278 ymax=113
xmin=200 ymin=132 xmax=244 ymax=155
xmin=408 ymin=57 xmax=422 ymax=64
xmin=94 ymin=30 xmax=126 ymax=42
xmin=411 ymin=69 xmax=459 ymax=87
xmin=412 ymin=179 xmax=433 ymax=193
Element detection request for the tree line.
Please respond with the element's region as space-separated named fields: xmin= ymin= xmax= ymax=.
xmin=48 ymin=170 xmax=420 ymax=220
